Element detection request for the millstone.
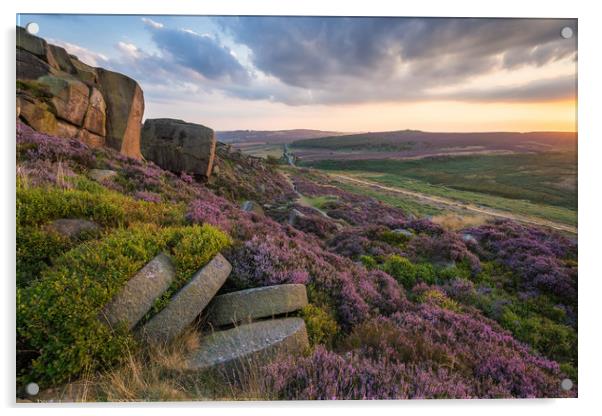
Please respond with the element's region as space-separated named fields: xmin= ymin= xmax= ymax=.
xmin=139 ymin=253 xmax=231 ymax=344
xmin=101 ymin=253 xmax=175 ymax=330
xmin=184 ymin=318 xmax=308 ymax=378
xmin=205 ymin=284 xmax=308 ymax=327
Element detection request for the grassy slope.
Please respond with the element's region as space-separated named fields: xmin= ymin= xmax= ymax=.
xmin=303 ymin=152 xmax=577 ymax=227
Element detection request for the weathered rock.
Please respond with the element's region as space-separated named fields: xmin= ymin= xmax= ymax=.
xmin=82 ymin=88 xmax=106 ymax=136
xmin=69 ymin=57 xmax=99 ymax=85
xmin=17 ymin=96 xmax=57 ymax=135
xmin=47 ymin=219 xmax=99 ymax=239
xmin=47 ymin=44 xmax=77 ymax=75
xmin=16 ymin=26 xmax=48 ymax=58
xmin=288 ymin=208 xmax=306 ymax=226
xmin=56 ymin=121 xmax=80 ymax=138
xmin=38 ymin=75 xmax=90 ymax=126
xmin=139 ymin=253 xmax=231 ymax=344
xmin=206 ymin=284 xmax=308 ymax=327
xmin=461 ymin=233 xmax=478 ymax=245
xmin=240 ymin=200 xmax=264 ymax=216
xmin=141 ymin=118 xmax=216 ymax=178
xmin=88 ymin=169 xmax=117 ymax=182
xmin=184 ymin=318 xmax=308 ymax=378
xmin=77 ymin=129 xmax=105 ymax=148
xmin=392 ymin=228 xmax=414 ymax=238
xmin=17 ymin=48 xmax=54 ymax=80
xmin=101 ymin=253 xmax=175 ymax=330
xmin=98 ymin=68 xmax=144 ymax=159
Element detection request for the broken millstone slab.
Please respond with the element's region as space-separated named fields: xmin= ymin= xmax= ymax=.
xmin=205 ymin=284 xmax=308 ymax=327
xmin=184 ymin=317 xmax=308 ymax=378
xmin=47 ymin=218 xmax=99 ymax=239
xmin=139 ymin=253 xmax=231 ymax=344
xmin=101 ymin=253 xmax=175 ymax=330
xmin=88 ymin=169 xmax=118 ymax=182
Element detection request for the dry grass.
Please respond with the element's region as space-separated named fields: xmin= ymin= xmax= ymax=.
xmin=430 ymin=213 xmax=488 ymax=231
xmin=33 ymin=328 xmax=277 ymax=402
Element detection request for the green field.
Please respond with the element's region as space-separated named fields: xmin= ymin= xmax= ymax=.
xmin=235 ymin=143 xmax=285 ymax=159
xmin=303 ymin=152 xmax=577 ymax=227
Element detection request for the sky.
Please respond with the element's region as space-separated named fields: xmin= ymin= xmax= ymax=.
xmin=17 ymin=14 xmax=577 ymax=132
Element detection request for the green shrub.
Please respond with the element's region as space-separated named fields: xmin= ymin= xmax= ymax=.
xmin=359 ymin=255 xmax=377 ymax=270
xmin=382 ymin=255 xmax=416 ymax=289
xmin=17 ymin=223 xmax=230 ymax=386
xmin=300 ymin=304 xmax=340 ymax=347
xmin=414 ymin=263 xmax=436 ymax=284
xmin=379 ymin=229 xmax=411 ymax=246
xmin=17 ymin=184 xmax=185 ymax=228
xmin=417 ymin=289 xmax=461 ymax=312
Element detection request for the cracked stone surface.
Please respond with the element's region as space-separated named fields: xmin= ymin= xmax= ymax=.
xmin=185 ymin=318 xmax=308 ymax=376
xmin=205 ymin=284 xmax=308 ymax=327
xmin=139 ymin=253 xmax=231 ymax=344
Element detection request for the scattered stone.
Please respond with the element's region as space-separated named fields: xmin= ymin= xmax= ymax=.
xmin=47 ymin=219 xmax=99 ymax=239
xmin=206 ymin=284 xmax=308 ymax=327
xmin=461 ymin=233 xmax=478 ymax=245
xmin=139 ymin=253 xmax=232 ymax=344
xmin=98 ymin=68 xmax=145 ymax=159
xmin=184 ymin=318 xmax=308 ymax=378
xmin=141 ymin=118 xmax=216 ymax=178
xmin=241 ymin=200 xmax=264 ymax=216
xmin=288 ymin=208 xmax=306 ymax=226
xmin=392 ymin=228 xmax=414 ymax=238
xmin=101 ymin=253 xmax=175 ymax=330
xmin=88 ymin=169 xmax=117 ymax=182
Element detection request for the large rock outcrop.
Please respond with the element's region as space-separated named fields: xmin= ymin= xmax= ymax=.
xmin=141 ymin=118 xmax=216 ymax=178
xmin=16 ymin=26 xmax=144 ymax=159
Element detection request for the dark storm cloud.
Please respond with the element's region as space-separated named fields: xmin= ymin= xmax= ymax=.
xmin=144 ymin=20 xmax=250 ymax=84
xmin=215 ymin=17 xmax=577 ymax=104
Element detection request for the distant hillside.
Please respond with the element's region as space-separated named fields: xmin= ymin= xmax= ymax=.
xmin=216 ymin=129 xmax=349 ymax=144
xmin=291 ymin=130 xmax=577 ymax=152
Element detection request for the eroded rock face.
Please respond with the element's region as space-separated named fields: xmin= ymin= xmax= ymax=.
xmin=97 ymin=69 xmax=144 ymax=158
xmin=205 ymin=284 xmax=308 ymax=327
xmin=16 ymin=26 xmax=144 ymax=158
xmin=141 ymin=118 xmax=216 ymax=178
xmin=184 ymin=318 xmax=309 ymax=378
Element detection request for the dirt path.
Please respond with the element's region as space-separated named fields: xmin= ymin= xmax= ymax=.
xmin=329 ymin=173 xmax=577 ymax=234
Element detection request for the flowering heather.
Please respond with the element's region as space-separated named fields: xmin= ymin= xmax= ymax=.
xmin=133 ymin=191 xmax=162 ymax=203
xmin=17 ymin=121 xmax=95 ymax=168
xmin=467 ymin=220 xmax=577 ymax=303
xmin=264 ymin=305 xmax=573 ymax=399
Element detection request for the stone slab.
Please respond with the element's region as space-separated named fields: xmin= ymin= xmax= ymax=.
xmin=101 ymin=253 xmax=175 ymax=330
xmin=139 ymin=253 xmax=231 ymax=344
xmin=206 ymin=284 xmax=308 ymax=327
xmin=185 ymin=318 xmax=308 ymax=377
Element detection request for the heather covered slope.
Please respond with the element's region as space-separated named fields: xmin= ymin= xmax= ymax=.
xmin=16 ymin=122 xmax=576 ymax=399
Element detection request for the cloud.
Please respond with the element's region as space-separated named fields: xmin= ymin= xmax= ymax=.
xmin=142 ymin=18 xmax=250 ymax=84
xmin=216 ymin=17 xmax=577 ymax=104
xmin=47 ymin=38 xmax=109 ymax=67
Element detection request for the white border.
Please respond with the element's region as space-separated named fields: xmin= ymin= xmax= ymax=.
xmin=2 ymin=1 xmax=601 ymax=415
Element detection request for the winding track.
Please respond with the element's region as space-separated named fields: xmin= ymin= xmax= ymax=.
xmin=328 ymin=173 xmax=577 ymax=234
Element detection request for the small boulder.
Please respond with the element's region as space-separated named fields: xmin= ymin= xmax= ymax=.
xmin=205 ymin=284 xmax=308 ymax=327
xmin=461 ymin=233 xmax=478 ymax=245
xmin=392 ymin=228 xmax=414 ymax=238
xmin=101 ymin=253 xmax=175 ymax=330
xmin=288 ymin=208 xmax=306 ymax=226
xmin=47 ymin=219 xmax=99 ymax=239
xmin=88 ymin=169 xmax=117 ymax=182
xmin=184 ymin=318 xmax=308 ymax=378
xmin=241 ymin=200 xmax=264 ymax=216
xmin=141 ymin=118 xmax=216 ymax=178
xmin=139 ymin=253 xmax=231 ymax=344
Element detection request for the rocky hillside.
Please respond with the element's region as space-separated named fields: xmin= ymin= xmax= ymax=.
xmin=15 ymin=30 xmax=578 ymax=401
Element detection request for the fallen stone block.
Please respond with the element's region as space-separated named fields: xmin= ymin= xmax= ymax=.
xmin=101 ymin=253 xmax=175 ymax=330
xmin=184 ymin=318 xmax=308 ymax=379
xmin=139 ymin=253 xmax=231 ymax=344
xmin=206 ymin=284 xmax=308 ymax=327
